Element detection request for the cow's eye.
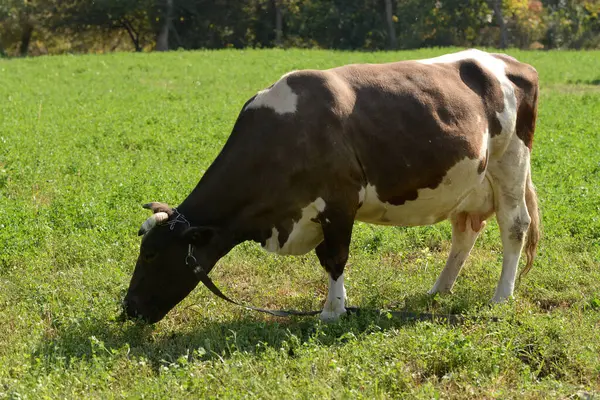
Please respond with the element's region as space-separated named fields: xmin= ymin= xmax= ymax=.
xmin=143 ymin=252 xmax=158 ymax=262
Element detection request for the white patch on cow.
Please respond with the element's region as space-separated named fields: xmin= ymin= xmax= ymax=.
xmin=313 ymin=197 xmax=326 ymax=212
xmin=261 ymin=197 xmax=327 ymax=256
xmin=492 ymin=250 xmax=521 ymax=303
xmin=263 ymin=227 xmax=280 ymax=253
xmin=245 ymin=73 xmax=298 ymax=115
xmin=418 ymin=49 xmax=518 ymax=142
xmin=481 ymin=127 xmax=490 ymax=160
xmin=418 ymin=49 xmax=504 ymax=76
xmin=320 ymin=274 xmax=347 ymax=321
xmin=356 ymin=152 xmax=487 ymax=227
xmin=358 ymin=187 xmax=366 ymax=204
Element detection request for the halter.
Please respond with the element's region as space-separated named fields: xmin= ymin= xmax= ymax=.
xmin=166 ymin=208 xmax=191 ymax=231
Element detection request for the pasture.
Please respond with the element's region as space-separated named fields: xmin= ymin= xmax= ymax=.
xmin=1 ymin=48 xmax=599 ymax=398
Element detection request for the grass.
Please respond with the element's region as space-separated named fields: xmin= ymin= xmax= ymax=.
xmin=1 ymin=48 xmax=599 ymax=398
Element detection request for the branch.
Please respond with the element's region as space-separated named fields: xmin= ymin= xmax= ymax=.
xmin=121 ymin=18 xmax=141 ymax=51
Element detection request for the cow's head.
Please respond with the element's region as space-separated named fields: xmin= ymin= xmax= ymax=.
xmin=122 ymin=202 xmax=234 ymax=323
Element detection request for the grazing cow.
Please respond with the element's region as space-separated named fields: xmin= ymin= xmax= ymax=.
xmin=123 ymin=49 xmax=540 ymax=323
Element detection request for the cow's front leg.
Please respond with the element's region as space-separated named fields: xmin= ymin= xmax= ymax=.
xmin=320 ymin=271 xmax=347 ymax=321
xmin=315 ymin=207 xmax=354 ymax=322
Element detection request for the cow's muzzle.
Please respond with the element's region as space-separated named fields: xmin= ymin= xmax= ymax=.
xmin=121 ymin=295 xmax=163 ymax=324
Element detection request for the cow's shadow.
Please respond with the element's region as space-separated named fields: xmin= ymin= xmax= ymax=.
xmin=567 ymin=78 xmax=600 ymax=85
xmin=32 ymin=293 xmax=482 ymax=373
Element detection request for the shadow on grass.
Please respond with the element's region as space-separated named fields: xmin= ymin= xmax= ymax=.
xmin=567 ymin=78 xmax=600 ymax=85
xmin=32 ymin=293 xmax=488 ymax=373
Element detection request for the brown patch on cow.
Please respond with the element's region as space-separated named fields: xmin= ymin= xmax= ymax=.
xmin=387 ymin=192 xmax=418 ymax=206
xmin=310 ymin=212 xmax=330 ymax=226
xmin=276 ymin=219 xmax=294 ymax=248
xmin=330 ymin=61 xmax=490 ymax=206
xmin=515 ymin=101 xmax=537 ymax=150
xmin=276 ymin=230 xmax=288 ymax=249
xmin=493 ymin=53 xmax=539 ymax=150
xmin=510 ymin=216 xmax=529 ymax=242
xmin=457 ymin=60 xmax=505 ymax=138
xmin=477 ymin=148 xmax=489 ymax=174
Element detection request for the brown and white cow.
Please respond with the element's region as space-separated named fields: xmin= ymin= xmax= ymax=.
xmin=123 ymin=49 xmax=540 ymax=323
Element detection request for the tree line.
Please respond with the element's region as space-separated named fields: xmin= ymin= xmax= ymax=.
xmin=1 ymin=0 xmax=599 ymax=57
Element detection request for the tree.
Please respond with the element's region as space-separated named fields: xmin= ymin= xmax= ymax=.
xmin=274 ymin=0 xmax=283 ymax=47
xmin=0 ymin=0 xmax=44 ymax=56
xmin=384 ymin=0 xmax=398 ymax=49
xmin=155 ymin=0 xmax=173 ymax=51
xmin=56 ymin=0 xmax=155 ymax=51
xmin=490 ymin=0 xmax=509 ymax=48
xmin=543 ymin=0 xmax=600 ymax=48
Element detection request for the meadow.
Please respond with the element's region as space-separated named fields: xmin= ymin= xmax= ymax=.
xmin=0 ymin=48 xmax=599 ymax=398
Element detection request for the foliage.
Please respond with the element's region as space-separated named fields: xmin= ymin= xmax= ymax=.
xmin=504 ymin=0 xmax=546 ymax=47
xmin=1 ymin=0 xmax=600 ymax=55
xmin=1 ymin=48 xmax=600 ymax=397
xmin=543 ymin=0 xmax=600 ymax=48
xmin=0 ymin=0 xmax=43 ymax=55
xmin=169 ymin=0 xmax=275 ymax=49
xmin=54 ymin=0 xmax=158 ymax=51
xmin=283 ymin=0 xmax=389 ymax=50
xmin=394 ymin=0 xmax=494 ymax=48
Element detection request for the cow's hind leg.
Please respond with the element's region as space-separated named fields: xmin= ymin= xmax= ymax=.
xmin=430 ymin=174 xmax=494 ymax=295
xmin=315 ymin=206 xmax=355 ymax=322
xmin=429 ymin=213 xmax=485 ymax=294
xmin=489 ymin=140 xmax=532 ymax=303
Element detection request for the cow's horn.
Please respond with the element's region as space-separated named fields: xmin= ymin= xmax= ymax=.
xmin=138 ymin=211 xmax=169 ymax=236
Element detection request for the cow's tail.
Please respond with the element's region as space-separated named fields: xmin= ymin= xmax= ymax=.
xmin=520 ymin=172 xmax=540 ymax=278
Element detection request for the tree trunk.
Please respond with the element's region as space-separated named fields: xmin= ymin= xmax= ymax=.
xmin=122 ymin=19 xmax=142 ymax=52
xmin=384 ymin=0 xmax=398 ymax=49
xmin=492 ymin=0 xmax=508 ymax=49
xmin=155 ymin=0 xmax=173 ymax=51
xmin=274 ymin=0 xmax=283 ymax=47
xmin=19 ymin=23 xmax=34 ymax=57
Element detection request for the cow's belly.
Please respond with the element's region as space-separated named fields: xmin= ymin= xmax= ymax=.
xmin=356 ymin=156 xmax=485 ymax=226
xmin=262 ymin=157 xmax=490 ymax=256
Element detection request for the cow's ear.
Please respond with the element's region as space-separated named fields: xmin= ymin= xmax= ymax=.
xmin=181 ymin=226 xmax=216 ymax=246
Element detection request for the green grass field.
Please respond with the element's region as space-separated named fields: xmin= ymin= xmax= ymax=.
xmin=1 ymin=48 xmax=599 ymax=398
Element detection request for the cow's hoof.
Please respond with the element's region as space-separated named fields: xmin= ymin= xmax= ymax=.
xmin=320 ymin=308 xmax=347 ymax=322
xmin=427 ymin=287 xmax=452 ymax=295
xmin=491 ymin=294 xmax=513 ymax=304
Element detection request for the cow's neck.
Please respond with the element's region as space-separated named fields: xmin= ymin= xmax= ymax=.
xmin=175 ymin=117 xmax=315 ymax=247
xmin=175 ymin=162 xmax=270 ymax=244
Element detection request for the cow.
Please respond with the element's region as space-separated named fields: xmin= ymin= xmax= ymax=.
xmin=123 ymin=49 xmax=540 ymax=324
